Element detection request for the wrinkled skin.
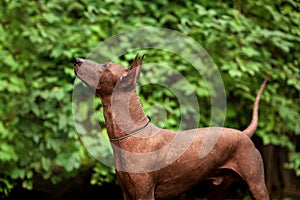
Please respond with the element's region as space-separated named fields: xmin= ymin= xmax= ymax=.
xmin=74 ymin=55 xmax=270 ymax=200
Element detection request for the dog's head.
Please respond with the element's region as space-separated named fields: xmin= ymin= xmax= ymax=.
xmin=74 ymin=54 xmax=144 ymax=97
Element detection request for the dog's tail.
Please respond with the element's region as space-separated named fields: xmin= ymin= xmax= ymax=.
xmin=243 ymin=76 xmax=269 ymax=137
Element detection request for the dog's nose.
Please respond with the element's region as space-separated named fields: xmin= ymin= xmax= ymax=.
xmin=74 ymin=58 xmax=84 ymax=66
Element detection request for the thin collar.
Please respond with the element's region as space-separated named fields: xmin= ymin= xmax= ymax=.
xmin=109 ymin=120 xmax=150 ymax=141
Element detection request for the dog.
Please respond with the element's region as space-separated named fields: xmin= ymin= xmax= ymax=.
xmin=74 ymin=54 xmax=269 ymax=200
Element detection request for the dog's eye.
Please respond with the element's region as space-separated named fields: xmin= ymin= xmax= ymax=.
xmin=104 ymin=62 xmax=112 ymax=68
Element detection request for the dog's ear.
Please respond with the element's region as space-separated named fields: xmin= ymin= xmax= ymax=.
xmin=129 ymin=53 xmax=139 ymax=70
xmin=119 ymin=54 xmax=144 ymax=89
xmin=130 ymin=54 xmax=144 ymax=83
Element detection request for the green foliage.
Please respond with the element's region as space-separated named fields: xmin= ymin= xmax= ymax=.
xmin=90 ymin=163 xmax=116 ymax=186
xmin=285 ymin=152 xmax=300 ymax=176
xmin=0 ymin=0 xmax=299 ymax=197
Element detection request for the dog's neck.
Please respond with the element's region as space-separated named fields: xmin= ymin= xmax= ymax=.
xmin=99 ymin=91 xmax=149 ymax=141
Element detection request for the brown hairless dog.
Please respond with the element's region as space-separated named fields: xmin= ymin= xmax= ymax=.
xmin=74 ymin=54 xmax=269 ymax=200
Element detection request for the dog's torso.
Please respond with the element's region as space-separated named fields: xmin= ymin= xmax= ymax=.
xmin=113 ymin=125 xmax=252 ymax=199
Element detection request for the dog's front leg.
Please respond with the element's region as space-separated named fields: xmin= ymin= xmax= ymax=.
xmin=121 ymin=188 xmax=155 ymax=200
xmin=122 ymin=187 xmax=155 ymax=200
xmin=135 ymin=190 xmax=155 ymax=200
xmin=117 ymin=172 xmax=155 ymax=200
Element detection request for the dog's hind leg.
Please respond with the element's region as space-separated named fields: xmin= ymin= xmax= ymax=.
xmin=243 ymin=152 xmax=269 ymax=200
xmin=231 ymin=146 xmax=270 ymax=200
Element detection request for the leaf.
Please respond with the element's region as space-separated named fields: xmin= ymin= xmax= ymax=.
xmin=58 ymin=115 xmax=67 ymax=130
xmin=241 ymin=46 xmax=260 ymax=57
xmin=43 ymin=13 xmax=60 ymax=24
xmin=0 ymin=122 xmax=9 ymax=138
xmin=3 ymin=55 xmax=18 ymax=69
xmin=41 ymin=157 xmax=51 ymax=171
